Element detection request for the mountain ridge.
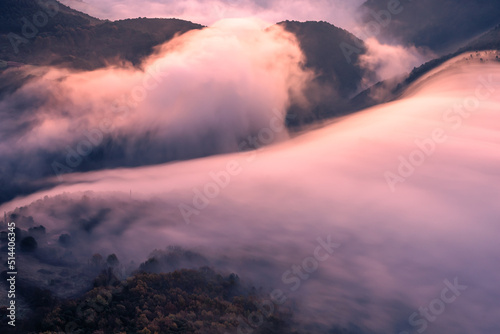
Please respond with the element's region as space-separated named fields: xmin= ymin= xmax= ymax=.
xmin=0 ymin=1 xmax=374 ymax=126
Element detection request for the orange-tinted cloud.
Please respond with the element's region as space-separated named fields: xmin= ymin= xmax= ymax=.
xmin=3 ymin=54 xmax=500 ymax=333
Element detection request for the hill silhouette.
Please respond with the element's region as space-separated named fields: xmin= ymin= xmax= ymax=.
xmin=360 ymin=0 xmax=500 ymax=54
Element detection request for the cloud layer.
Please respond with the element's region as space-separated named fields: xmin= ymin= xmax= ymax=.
xmin=0 ymin=18 xmax=313 ymax=202
xmin=359 ymin=37 xmax=435 ymax=84
xmin=3 ymin=54 xmax=500 ymax=333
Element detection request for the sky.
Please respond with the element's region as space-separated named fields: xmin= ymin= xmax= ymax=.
xmin=56 ymin=0 xmax=434 ymax=84
xmin=2 ymin=2 xmax=500 ymax=332
xmin=60 ymin=0 xmax=365 ymax=30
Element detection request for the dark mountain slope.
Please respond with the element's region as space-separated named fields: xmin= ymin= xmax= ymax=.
xmin=279 ymin=20 xmax=367 ymax=96
xmin=0 ymin=0 xmax=203 ymax=69
xmin=0 ymin=0 xmax=99 ymax=34
xmin=1 ymin=9 xmax=373 ymax=124
xmin=278 ymin=20 xmax=372 ymax=126
xmin=459 ymin=24 xmax=500 ymax=54
xmin=349 ymin=24 xmax=500 ymax=113
xmin=400 ymin=24 xmax=500 ymax=92
xmin=360 ymin=0 xmax=500 ymax=54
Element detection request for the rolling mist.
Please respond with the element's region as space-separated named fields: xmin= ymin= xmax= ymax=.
xmin=2 ymin=53 xmax=500 ymax=333
xmin=0 ymin=18 xmax=314 ymax=203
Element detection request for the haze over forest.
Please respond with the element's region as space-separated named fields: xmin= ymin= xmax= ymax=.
xmin=1 ymin=1 xmax=500 ymax=333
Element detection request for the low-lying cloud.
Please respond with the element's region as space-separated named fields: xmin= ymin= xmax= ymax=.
xmin=0 ymin=18 xmax=313 ymax=203
xmin=3 ymin=55 xmax=500 ymax=333
xmin=359 ymin=37 xmax=435 ymax=85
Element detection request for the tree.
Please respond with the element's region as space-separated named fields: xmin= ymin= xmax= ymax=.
xmin=20 ymin=236 xmax=37 ymax=252
xmin=106 ymin=253 xmax=119 ymax=267
xmin=91 ymin=253 xmax=103 ymax=267
xmin=58 ymin=233 xmax=72 ymax=248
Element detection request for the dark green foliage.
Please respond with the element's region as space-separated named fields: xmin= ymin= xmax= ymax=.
xmin=38 ymin=268 xmax=298 ymax=333
xmin=29 ymin=224 xmax=46 ymax=235
xmin=0 ymin=1 xmax=203 ymax=70
xmin=58 ymin=233 xmax=71 ymax=247
xmin=90 ymin=253 xmax=103 ymax=267
xmin=278 ymin=21 xmax=372 ymax=126
xmin=279 ymin=21 xmax=367 ymax=95
xmin=0 ymin=2 xmax=370 ymax=128
xmin=106 ymin=253 xmax=119 ymax=267
xmin=20 ymin=235 xmax=37 ymax=251
xmin=138 ymin=246 xmax=210 ymax=273
xmin=0 ymin=0 xmax=98 ymax=34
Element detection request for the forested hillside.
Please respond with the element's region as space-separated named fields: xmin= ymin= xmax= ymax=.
xmin=0 ymin=0 xmax=203 ymax=69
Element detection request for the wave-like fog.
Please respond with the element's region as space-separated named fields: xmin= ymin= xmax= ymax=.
xmin=3 ymin=55 xmax=500 ymax=333
xmin=0 ymin=18 xmax=313 ymax=203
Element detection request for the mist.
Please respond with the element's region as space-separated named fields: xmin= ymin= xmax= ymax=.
xmin=56 ymin=0 xmax=439 ymax=87
xmin=0 ymin=18 xmax=313 ymax=203
xmin=359 ymin=37 xmax=435 ymax=85
xmin=3 ymin=54 xmax=500 ymax=333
